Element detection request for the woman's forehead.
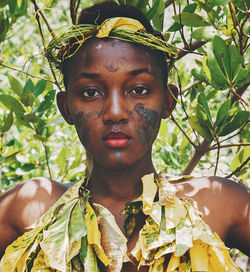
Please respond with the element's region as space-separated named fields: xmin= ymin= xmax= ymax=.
xmin=72 ymin=38 xmax=160 ymax=68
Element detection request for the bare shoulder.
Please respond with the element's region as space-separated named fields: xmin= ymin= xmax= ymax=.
xmin=175 ymin=176 xmax=250 ymax=255
xmin=0 ymin=177 xmax=72 ymax=258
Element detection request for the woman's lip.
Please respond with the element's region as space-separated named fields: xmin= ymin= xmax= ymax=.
xmin=103 ymin=132 xmax=131 ymax=147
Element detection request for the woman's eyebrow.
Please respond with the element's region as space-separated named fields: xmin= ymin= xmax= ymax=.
xmin=129 ymin=68 xmax=154 ymax=76
xmin=75 ymin=72 xmax=100 ymax=80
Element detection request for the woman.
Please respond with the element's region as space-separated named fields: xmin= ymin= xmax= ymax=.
xmin=0 ymin=2 xmax=249 ymax=271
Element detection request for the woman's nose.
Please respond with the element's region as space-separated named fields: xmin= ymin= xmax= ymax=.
xmin=103 ymin=91 xmax=129 ymax=124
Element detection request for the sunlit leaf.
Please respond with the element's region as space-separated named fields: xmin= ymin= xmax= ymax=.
xmin=215 ymin=100 xmax=230 ymax=126
xmin=1 ymin=110 xmax=13 ymax=133
xmin=8 ymin=75 xmax=23 ymax=97
xmin=218 ymin=111 xmax=249 ymax=136
xmin=172 ymin=12 xmax=210 ymax=27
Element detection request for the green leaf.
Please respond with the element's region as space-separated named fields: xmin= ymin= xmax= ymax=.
xmin=8 ymin=75 xmax=23 ymax=97
xmin=232 ymin=65 xmax=248 ymax=84
xmin=191 ymin=26 xmax=219 ymax=41
xmin=152 ymin=0 xmax=164 ymax=32
xmin=20 ymin=92 xmax=34 ymax=107
xmin=230 ymin=146 xmax=250 ymax=171
xmin=23 ymin=79 xmax=35 ymax=94
xmin=188 ymin=116 xmax=213 ymax=142
xmin=37 ymin=90 xmax=56 ymax=117
xmin=229 ymin=45 xmax=244 ymax=80
xmin=33 ymin=80 xmax=47 ymax=97
xmin=209 ymin=0 xmax=229 ymax=7
xmin=145 ymin=0 xmax=161 ymax=20
xmin=167 ymin=22 xmax=182 ymax=32
xmin=40 ymin=199 xmax=79 ymax=271
xmin=196 ymin=103 xmax=213 ymax=132
xmin=0 ymin=0 xmax=8 ymax=8
xmin=8 ymin=0 xmax=17 ymax=16
xmin=212 ymin=36 xmax=230 ymax=80
xmin=207 ymin=49 xmax=228 ymax=88
xmin=0 ymin=94 xmax=25 ymax=117
xmin=68 ymin=203 xmax=87 ymax=246
xmin=215 ymin=100 xmax=230 ymax=126
xmin=20 ymin=163 xmax=36 ymax=172
xmin=218 ymin=111 xmax=249 ymax=136
xmin=172 ymin=12 xmax=210 ymax=27
xmin=1 ymin=111 xmax=13 ymax=133
xmin=197 ymin=93 xmax=212 ymax=125
xmin=183 ymin=3 xmax=197 ymax=13
xmin=18 ymin=0 xmax=28 ymax=16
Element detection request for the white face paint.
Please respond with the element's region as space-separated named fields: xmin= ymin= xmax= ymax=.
xmin=112 ymin=91 xmax=119 ymax=116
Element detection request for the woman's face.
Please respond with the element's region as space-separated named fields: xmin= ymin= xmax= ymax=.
xmin=58 ymin=38 xmax=174 ymax=169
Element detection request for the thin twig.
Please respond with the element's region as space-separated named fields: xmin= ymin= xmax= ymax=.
xmin=226 ymin=157 xmax=250 ymax=178
xmin=165 ymin=0 xmax=174 ymax=8
xmin=210 ymin=142 xmax=250 ymax=150
xmin=31 ymin=0 xmax=63 ymax=92
xmin=31 ymin=0 xmax=55 ymax=38
xmin=214 ymin=136 xmax=220 ymax=176
xmin=218 ymin=122 xmax=248 ymax=145
xmin=170 ymin=114 xmax=197 ymax=149
xmin=0 ymin=63 xmax=55 ymax=84
xmin=181 ymin=80 xmax=202 ymax=94
xmin=177 ymin=41 xmax=206 ymax=60
xmin=42 ymin=141 xmax=53 ymax=179
xmin=230 ymin=88 xmax=249 ymax=106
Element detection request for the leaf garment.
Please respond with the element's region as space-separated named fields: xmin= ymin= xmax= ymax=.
xmin=0 ymin=173 xmax=240 ymax=272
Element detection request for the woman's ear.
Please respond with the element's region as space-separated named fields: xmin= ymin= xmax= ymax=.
xmin=56 ymin=91 xmax=74 ymax=125
xmin=162 ymin=84 xmax=178 ymax=119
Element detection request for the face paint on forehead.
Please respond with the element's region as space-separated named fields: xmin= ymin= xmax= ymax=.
xmin=104 ymin=62 xmax=119 ymax=72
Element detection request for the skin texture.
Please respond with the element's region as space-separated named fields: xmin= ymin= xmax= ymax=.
xmin=0 ymin=39 xmax=249 ymax=271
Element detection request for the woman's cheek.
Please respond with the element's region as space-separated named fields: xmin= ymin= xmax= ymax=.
xmin=133 ymin=103 xmax=161 ymax=145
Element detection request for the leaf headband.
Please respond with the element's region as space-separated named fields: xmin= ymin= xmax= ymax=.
xmin=45 ymin=17 xmax=178 ymax=70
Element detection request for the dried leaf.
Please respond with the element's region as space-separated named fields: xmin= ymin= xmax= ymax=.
xmin=142 ymin=173 xmax=157 ymax=215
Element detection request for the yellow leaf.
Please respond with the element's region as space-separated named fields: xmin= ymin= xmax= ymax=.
xmin=149 ymin=256 xmax=165 ymax=272
xmin=142 ymin=173 xmax=157 ymax=215
xmin=94 ymin=203 xmax=127 ymax=271
xmin=189 ymin=239 xmax=209 ymax=271
xmin=0 ymin=226 xmax=43 ymax=272
xmin=96 ymin=17 xmax=145 ymax=38
xmin=156 ymin=173 xmax=177 ymax=205
xmin=166 ymin=254 xmax=180 ymax=272
xmin=165 ymin=197 xmax=187 ymax=229
xmin=85 ymin=202 xmax=110 ymax=266
xmin=31 ymin=249 xmax=52 ymax=271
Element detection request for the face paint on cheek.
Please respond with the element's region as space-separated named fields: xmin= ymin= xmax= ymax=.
xmin=135 ymin=103 xmax=159 ymax=128
xmin=134 ymin=103 xmax=161 ymax=145
xmin=74 ymin=111 xmax=90 ymax=145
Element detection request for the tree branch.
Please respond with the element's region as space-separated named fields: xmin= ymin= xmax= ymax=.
xmin=226 ymin=157 xmax=250 ymax=178
xmin=0 ymin=63 xmax=55 ymax=84
xmin=177 ymin=41 xmax=206 ymax=60
xmin=182 ymin=140 xmax=211 ymax=175
xmin=181 ymin=80 xmax=202 ymax=94
xmin=231 ymin=83 xmax=249 ymax=105
xmin=170 ymin=115 xmax=197 ymax=149
xmin=165 ymin=0 xmax=174 ymax=8
xmin=210 ymin=142 xmax=250 ymax=150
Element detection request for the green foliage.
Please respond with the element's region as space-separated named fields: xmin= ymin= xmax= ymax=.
xmin=0 ymin=0 xmax=249 ymax=193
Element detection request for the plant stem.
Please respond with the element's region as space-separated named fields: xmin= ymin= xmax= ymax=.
xmin=226 ymin=157 xmax=250 ymax=178
xmin=182 ymin=140 xmax=211 ymax=175
xmin=42 ymin=141 xmax=53 ymax=179
xmin=0 ymin=63 xmax=55 ymax=84
xmin=181 ymin=80 xmax=202 ymax=94
xmin=210 ymin=142 xmax=250 ymax=150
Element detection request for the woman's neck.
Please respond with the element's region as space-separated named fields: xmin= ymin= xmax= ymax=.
xmin=88 ymin=154 xmax=156 ymax=201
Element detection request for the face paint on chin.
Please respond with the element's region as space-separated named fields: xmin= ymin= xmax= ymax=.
xmin=134 ymin=103 xmax=161 ymax=145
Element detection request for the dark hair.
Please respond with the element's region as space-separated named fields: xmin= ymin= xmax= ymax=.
xmin=62 ymin=2 xmax=168 ymax=89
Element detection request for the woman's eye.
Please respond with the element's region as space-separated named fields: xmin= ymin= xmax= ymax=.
xmin=81 ymin=88 xmax=100 ymax=98
xmin=130 ymin=87 xmax=148 ymax=96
